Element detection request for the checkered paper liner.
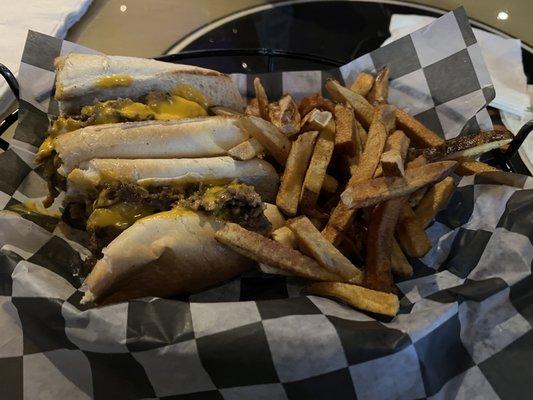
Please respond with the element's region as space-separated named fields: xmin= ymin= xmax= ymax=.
xmin=0 ymin=8 xmax=532 ymax=400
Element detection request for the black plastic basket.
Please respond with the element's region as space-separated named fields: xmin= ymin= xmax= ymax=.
xmin=1 ymin=48 xmax=531 ymax=174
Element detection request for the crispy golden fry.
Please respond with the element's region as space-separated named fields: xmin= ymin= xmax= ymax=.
xmin=253 ymin=77 xmax=270 ymax=120
xmin=365 ymin=197 xmax=403 ymax=292
xmin=209 ymin=106 xmax=243 ymax=116
xmin=298 ymin=93 xmax=336 ymax=116
xmin=245 ymin=98 xmax=260 ymax=117
xmin=341 ymin=161 xmax=457 ymax=209
xmin=268 ymin=94 xmax=301 ymax=137
xmin=410 ymin=130 xmax=513 ymax=161
xmin=240 ymin=116 xmax=292 ymax=165
xmin=374 ymin=104 xmax=396 ymax=134
xmin=272 ymin=226 xmax=297 ymax=249
xmin=325 ymin=79 xmax=375 ymax=128
xmin=304 ymin=282 xmax=399 ymax=317
xmin=301 ymin=109 xmax=333 ymax=132
xmin=300 ymin=122 xmax=336 ymax=213
xmin=322 ymin=174 xmax=339 ymax=193
xmin=407 ymin=155 xmax=429 ymax=207
xmin=276 ymin=131 xmax=319 ymax=216
xmin=288 ymin=217 xmax=364 ymax=283
xmin=264 ymin=204 xmax=286 ymax=230
xmin=259 ymin=226 xmax=296 ymax=277
xmin=373 ymin=165 xmax=383 ymax=178
xmin=456 ymin=161 xmax=499 ymax=176
xmin=355 ymin=118 xmax=368 ymax=147
xmin=391 ymin=239 xmax=413 ymax=278
xmin=349 ymin=115 xmax=388 ymax=183
xmin=414 ymin=176 xmax=455 ymax=227
xmin=333 ymin=104 xmax=357 ymax=157
xmin=396 ymin=204 xmax=432 ymax=258
xmin=367 ymin=66 xmax=390 ymax=105
xmin=215 ymin=223 xmax=343 ymax=281
xmin=385 ymin=130 xmax=410 ymax=158
xmin=322 ymin=115 xmax=387 ymax=245
xmin=350 ymin=72 xmax=375 ymax=97
xmin=394 ymin=106 xmax=445 ymax=147
xmin=380 ymin=130 xmax=410 ymax=176
xmin=354 ymin=120 xmax=367 ymax=164
xmin=227 ymin=138 xmax=265 ymax=160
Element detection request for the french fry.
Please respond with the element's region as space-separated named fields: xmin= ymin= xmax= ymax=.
xmin=354 ymin=123 xmax=367 ymax=166
xmin=322 ymin=114 xmax=388 ymax=245
xmin=325 ymin=79 xmax=375 ymax=128
xmin=394 ymin=106 xmax=445 ymax=147
xmin=215 ymin=223 xmax=343 ymax=282
xmin=322 ymin=174 xmax=339 ymax=193
xmin=456 ymin=161 xmax=498 ymax=175
xmin=300 ymin=121 xmax=336 ymax=213
xmin=210 ymin=106 xmax=243 ymax=116
xmin=355 ymin=118 xmax=368 ymax=148
xmin=349 ymin=115 xmax=388 ymax=183
xmin=264 ymin=203 xmax=286 ymax=230
xmin=304 ymin=282 xmax=399 ymax=317
xmin=298 ymin=93 xmax=336 ymax=116
xmin=301 ymin=109 xmax=333 ymax=132
xmin=276 ymin=131 xmax=319 ymax=216
xmin=288 ymin=216 xmax=364 ymax=283
xmin=365 ymin=197 xmax=403 ymax=292
xmin=367 ymin=66 xmax=390 ymax=105
xmin=380 ymin=130 xmax=410 ymax=176
xmin=396 ymin=204 xmax=432 ymax=258
xmin=240 ymin=116 xmax=292 ymax=165
xmin=410 ymin=130 xmax=513 ymax=161
xmin=253 ymin=77 xmax=270 ymax=120
xmin=414 ymin=176 xmax=455 ymax=227
xmin=391 ymin=239 xmax=413 ymax=278
xmin=407 ymin=155 xmax=429 ymax=207
xmin=245 ymin=98 xmax=260 ymax=117
xmin=333 ymin=104 xmax=357 ymax=157
xmin=340 ymin=161 xmax=457 ymax=209
xmin=272 ymin=226 xmax=297 ymax=248
xmin=268 ymin=94 xmax=301 ymax=137
xmin=350 ymin=72 xmax=375 ymax=97
xmin=259 ymin=226 xmax=297 ymax=277
xmin=228 ymin=138 xmax=265 ymax=160
xmin=374 ymin=104 xmax=396 ymax=134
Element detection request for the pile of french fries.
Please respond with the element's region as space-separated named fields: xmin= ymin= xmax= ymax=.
xmin=215 ymin=69 xmax=513 ymax=317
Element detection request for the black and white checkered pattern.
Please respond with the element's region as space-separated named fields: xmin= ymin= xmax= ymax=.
xmin=1 ymin=8 xmax=532 ymax=399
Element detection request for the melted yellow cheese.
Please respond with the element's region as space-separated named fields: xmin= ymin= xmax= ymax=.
xmin=141 ymin=207 xmax=193 ymax=221
xmin=118 ymin=102 xmax=154 ymax=120
xmin=36 ymin=90 xmax=206 ymax=164
xmin=172 ymin=84 xmax=211 ymax=110
xmin=35 ymin=117 xmax=84 ymax=162
xmin=95 ymin=74 xmax=134 ymax=88
xmin=87 ymin=202 xmax=154 ymax=229
xmin=49 ymin=117 xmax=84 ymax=135
xmin=149 ymin=95 xmax=207 ymax=120
xmin=202 ymin=186 xmax=226 ymax=209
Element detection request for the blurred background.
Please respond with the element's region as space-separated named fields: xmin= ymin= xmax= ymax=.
xmin=68 ymin=0 xmax=532 ymax=57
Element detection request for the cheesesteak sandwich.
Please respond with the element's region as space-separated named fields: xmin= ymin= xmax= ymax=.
xmin=36 ymin=53 xmax=247 ymax=206
xmin=37 ymin=116 xmax=257 ymax=206
xmin=38 ymin=53 xmax=244 ymax=161
xmin=80 ymin=186 xmax=278 ymax=305
xmin=69 ymin=157 xmax=279 ymax=304
xmin=55 ymin=53 xmax=244 ymax=115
